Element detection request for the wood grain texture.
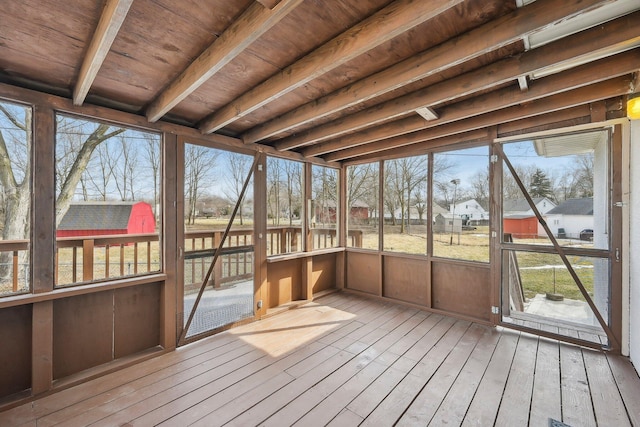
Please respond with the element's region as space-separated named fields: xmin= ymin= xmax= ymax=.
xmin=1 ymin=293 xmax=638 ymax=426
xmin=73 ymin=0 xmax=134 ymax=105
xmin=199 ymin=0 xmax=464 ymax=133
xmin=345 ymin=251 xmax=380 ymax=295
xmin=145 ymin=0 xmax=304 ymax=122
xmin=269 ymin=0 xmax=614 ymax=149
xmin=0 ymin=305 xmax=32 ymax=400
xmin=300 ymin=29 xmax=640 ymax=156
xmin=324 ymin=76 xmax=634 ymax=161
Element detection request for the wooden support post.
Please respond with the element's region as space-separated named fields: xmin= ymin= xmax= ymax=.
xmin=302 ymin=256 xmax=313 ymax=300
xmin=32 ymin=104 xmax=55 ymax=394
xmin=488 ymin=127 xmax=502 ymax=325
xmin=32 ymin=301 xmax=53 ymax=395
xmin=105 ymin=245 xmax=110 ymax=278
xmin=161 ymin=132 xmax=178 ymax=350
xmin=254 ymin=153 xmax=268 ymax=317
xmin=82 ymin=239 xmax=94 ymax=282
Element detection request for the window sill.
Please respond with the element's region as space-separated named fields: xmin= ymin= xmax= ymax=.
xmin=0 ymin=273 xmax=167 ymax=309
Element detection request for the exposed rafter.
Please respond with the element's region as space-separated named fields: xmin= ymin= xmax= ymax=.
xmin=198 ymin=0 xmax=465 ymax=134
xmin=284 ymin=11 xmax=640 ymax=154
xmin=256 ymin=0 xmax=283 ymax=9
xmin=145 ymin=0 xmax=304 ymax=123
xmin=344 ymin=128 xmax=491 ymax=166
xmin=323 ymin=76 xmax=633 ymax=162
xmin=248 ymin=0 xmax=612 ymax=145
xmin=73 ymin=0 xmax=133 ymax=106
xmin=302 ymin=48 xmax=640 ymax=157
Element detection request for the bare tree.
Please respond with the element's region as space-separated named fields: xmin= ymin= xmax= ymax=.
xmin=55 ymin=119 xmax=126 ymax=225
xmin=502 ymin=163 xmax=537 ymax=201
xmin=83 ymin=139 xmax=119 ymax=200
xmin=283 ymin=160 xmax=302 ymax=226
xmin=385 ymin=156 xmax=427 ymax=233
xmin=432 ymin=153 xmax=457 ymax=208
xmin=142 ymin=133 xmax=161 ymax=217
xmin=225 ymin=152 xmax=252 ymax=225
xmin=469 ymin=167 xmax=490 ymax=209
xmin=184 ymin=144 xmax=218 ymax=225
xmin=113 ymin=135 xmax=139 ymax=201
xmin=312 ymin=166 xmax=338 ymax=227
xmin=572 ymin=154 xmax=594 ymax=198
xmin=347 ymin=163 xmax=378 ymax=225
xmin=0 ymin=106 xmax=124 ymax=283
xmin=267 ymin=158 xmax=282 ymax=225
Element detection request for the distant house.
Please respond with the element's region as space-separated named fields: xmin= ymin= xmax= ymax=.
xmin=57 ymin=201 xmax=156 ymax=238
xmin=451 ymin=198 xmax=488 ymax=225
xmin=503 ymin=197 xmax=556 ymax=238
xmin=317 ymin=199 xmax=369 ymax=224
xmin=433 ymin=213 xmax=462 ymax=233
xmin=348 ymin=200 xmax=370 ymax=222
xmin=545 ymin=198 xmax=594 ymax=239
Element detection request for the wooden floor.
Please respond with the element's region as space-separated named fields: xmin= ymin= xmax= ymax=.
xmin=2 ymin=292 xmax=639 ymax=426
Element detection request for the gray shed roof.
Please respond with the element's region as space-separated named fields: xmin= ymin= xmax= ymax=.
xmin=503 ymin=197 xmax=547 ymax=212
xmin=546 ymin=198 xmax=593 ymax=215
xmin=58 ymin=202 xmax=136 ymax=230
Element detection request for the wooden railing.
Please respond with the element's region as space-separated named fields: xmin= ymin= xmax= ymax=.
xmin=0 ymin=227 xmax=364 ymax=295
xmin=0 ymin=239 xmax=29 ymax=293
xmin=183 ymin=229 xmax=254 ymax=293
xmin=56 ymin=233 xmax=161 ymax=286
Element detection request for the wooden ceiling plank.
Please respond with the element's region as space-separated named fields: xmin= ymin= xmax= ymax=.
xmin=282 ymin=10 xmax=640 ymax=152
xmin=344 ymin=129 xmax=491 ymax=165
xmin=250 ymin=0 xmax=613 ymax=145
xmin=145 ymin=0 xmax=304 ymax=123
xmin=346 ymin=106 xmax=592 ymax=164
xmin=303 ymin=48 xmax=640 ymax=157
xmin=323 ymin=76 xmax=634 ymax=161
xmin=256 ymin=0 xmax=283 ymax=9
xmin=198 ymin=0 xmax=465 ymax=134
xmin=73 ymin=0 xmax=134 ymax=106
xmin=496 ymin=105 xmax=592 ymax=137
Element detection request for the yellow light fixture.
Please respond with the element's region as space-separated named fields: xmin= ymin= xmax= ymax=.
xmin=628 ymin=95 xmax=640 ymax=120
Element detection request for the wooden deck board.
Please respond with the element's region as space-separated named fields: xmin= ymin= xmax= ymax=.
xmin=528 ymin=338 xmax=562 ymax=427
xmin=560 ymin=342 xmax=597 ymax=427
xmin=428 ymin=326 xmax=501 ymax=426
xmin=582 ymin=348 xmax=632 ymax=426
xmin=1 ymin=292 xmax=638 ymax=427
xmin=606 ymin=353 xmax=640 ymax=426
xmin=494 ymin=332 xmax=539 ymax=426
xmin=460 ymin=329 xmax=519 ymax=426
xmin=396 ymin=324 xmax=488 ymax=426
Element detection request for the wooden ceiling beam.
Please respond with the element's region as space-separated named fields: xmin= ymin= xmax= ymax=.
xmin=323 ymin=76 xmax=634 ymax=162
xmin=256 ymin=0 xmax=283 ymax=9
xmin=496 ymin=105 xmax=592 ymax=137
xmin=198 ymin=0 xmax=465 ymax=134
xmin=346 ymin=106 xmax=592 ymax=164
xmin=250 ymin=0 xmax=613 ymax=146
xmin=303 ymin=48 xmax=640 ymax=157
xmin=285 ymin=10 xmax=640 ymax=152
xmin=145 ymin=0 xmax=304 ymax=123
xmin=343 ymin=129 xmax=491 ymax=166
xmin=73 ymin=0 xmax=133 ymax=106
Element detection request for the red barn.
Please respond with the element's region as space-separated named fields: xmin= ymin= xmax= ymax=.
xmin=56 ymin=201 xmax=156 ymax=238
xmin=503 ymin=215 xmax=538 ymax=239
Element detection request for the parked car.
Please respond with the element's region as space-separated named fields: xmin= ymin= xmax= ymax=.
xmin=579 ymin=229 xmax=594 ymax=241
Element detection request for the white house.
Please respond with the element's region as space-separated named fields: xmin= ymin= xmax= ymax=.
xmin=544 ymin=198 xmax=594 ymax=239
xmin=450 ymin=198 xmax=488 ymax=225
